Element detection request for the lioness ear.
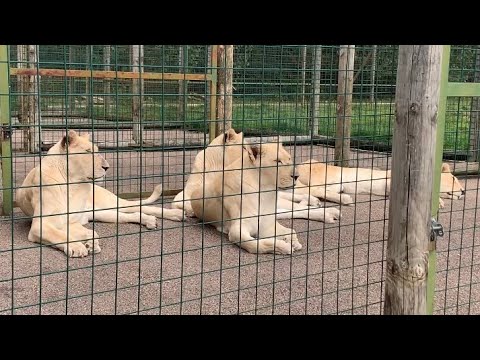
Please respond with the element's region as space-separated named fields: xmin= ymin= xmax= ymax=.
xmin=81 ymin=132 xmax=91 ymax=140
xmin=441 ymin=163 xmax=451 ymax=173
xmin=61 ymin=129 xmax=78 ymax=148
xmin=249 ymin=144 xmax=262 ymax=161
xmin=224 ymin=128 xmax=238 ymax=143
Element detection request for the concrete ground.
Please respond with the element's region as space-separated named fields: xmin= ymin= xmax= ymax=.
xmin=1 ymin=137 xmax=479 ymax=315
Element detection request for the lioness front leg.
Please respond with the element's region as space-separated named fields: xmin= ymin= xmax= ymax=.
xmin=28 ymin=220 xmax=90 ymax=258
xmin=273 ymin=223 xmax=302 ymax=251
xmin=88 ymin=209 xmax=158 ymax=229
xmin=228 ymin=221 xmax=292 ymax=255
xmin=277 ymin=191 xmax=321 ymax=207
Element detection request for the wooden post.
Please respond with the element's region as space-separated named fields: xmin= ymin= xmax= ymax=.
xmin=27 ymin=44 xmax=40 ymax=153
xmin=69 ymin=45 xmax=76 ymax=111
xmin=370 ymin=45 xmax=377 ymax=102
xmin=384 ymin=45 xmax=443 ymax=315
xmin=131 ymin=45 xmax=144 ymax=144
xmin=85 ymin=45 xmax=91 ymax=111
xmin=208 ymin=45 xmax=218 ymax=143
xmin=178 ymin=45 xmax=188 ymax=122
xmin=103 ymin=45 xmax=111 ymax=118
xmin=17 ymin=45 xmax=28 ymax=150
xmin=215 ymin=45 xmax=234 ymax=135
xmin=335 ymin=45 xmax=355 ymax=167
xmin=310 ymin=45 xmax=322 ymax=136
xmin=469 ymin=46 xmax=480 ymax=162
xmin=301 ymin=45 xmax=307 ymax=106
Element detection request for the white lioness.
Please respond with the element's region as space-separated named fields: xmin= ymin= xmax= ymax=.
xmin=293 ymin=160 xmax=465 ymax=208
xmin=16 ymin=130 xmax=185 ymax=258
xmin=172 ymin=129 xmax=246 ymax=217
xmin=191 ymin=142 xmax=339 ymax=255
xmin=173 ymin=129 xmax=339 ymax=223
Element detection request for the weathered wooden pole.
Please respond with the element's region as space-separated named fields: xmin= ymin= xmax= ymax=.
xmin=469 ymin=46 xmax=480 ymax=162
xmin=27 ymin=44 xmax=40 ymax=153
xmin=310 ymin=45 xmax=322 ymax=136
xmin=17 ymin=45 xmax=28 ymax=150
xmin=301 ymin=45 xmax=307 ymax=106
xmin=370 ymin=45 xmax=377 ymax=102
xmin=215 ymin=45 xmax=234 ymax=135
xmin=103 ymin=45 xmax=111 ymax=118
xmin=131 ymin=45 xmax=144 ymax=144
xmin=335 ymin=45 xmax=355 ymax=167
xmin=178 ymin=45 xmax=188 ymax=122
xmin=384 ymin=45 xmax=443 ymax=315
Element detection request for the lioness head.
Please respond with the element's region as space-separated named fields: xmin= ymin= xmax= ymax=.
xmin=440 ymin=163 xmax=465 ymax=200
xmin=246 ymin=142 xmax=298 ymax=190
xmin=55 ymin=130 xmax=110 ymax=181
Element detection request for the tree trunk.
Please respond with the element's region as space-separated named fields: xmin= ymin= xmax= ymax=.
xmin=370 ymin=45 xmax=377 ymax=102
xmin=384 ymin=45 xmax=443 ymax=315
xmin=311 ymin=45 xmax=322 ymax=136
xmin=131 ymin=45 xmax=144 ymax=144
xmin=469 ymin=46 xmax=480 ymax=162
xmin=215 ymin=45 xmax=234 ymax=134
xmin=27 ymin=45 xmax=40 ymax=153
xmin=335 ymin=45 xmax=355 ymax=167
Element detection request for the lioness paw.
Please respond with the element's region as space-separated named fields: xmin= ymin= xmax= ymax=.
xmin=439 ymin=198 xmax=445 ymax=209
xmin=340 ymin=194 xmax=354 ymax=206
xmin=61 ymin=242 xmax=89 ymax=258
xmin=145 ymin=215 xmax=157 ymax=229
xmin=300 ymin=194 xmax=321 ymax=207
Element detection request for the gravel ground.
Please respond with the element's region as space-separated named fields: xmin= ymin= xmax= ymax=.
xmin=1 ymin=139 xmax=479 ymax=315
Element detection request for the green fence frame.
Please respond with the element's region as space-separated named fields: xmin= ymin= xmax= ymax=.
xmin=427 ymin=45 xmax=480 ymax=314
xmin=0 ymin=45 xmax=12 ymax=216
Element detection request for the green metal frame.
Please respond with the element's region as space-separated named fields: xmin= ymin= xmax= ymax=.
xmin=427 ymin=45 xmax=480 ymax=314
xmin=0 ymin=45 xmax=12 ymax=216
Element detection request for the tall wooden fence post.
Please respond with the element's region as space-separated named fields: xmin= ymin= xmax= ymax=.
xmin=27 ymin=44 xmax=39 ymax=153
xmin=335 ymin=45 xmax=355 ymax=167
xmin=215 ymin=45 xmax=233 ymax=135
xmin=311 ymin=45 xmax=322 ymax=136
xmin=132 ymin=45 xmax=144 ymax=144
xmin=384 ymin=45 xmax=443 ymax=315
xmin=17 ymin=45 xmax=28 ymax=150
xmin=103 ymin=45 xmax=111 ymax=118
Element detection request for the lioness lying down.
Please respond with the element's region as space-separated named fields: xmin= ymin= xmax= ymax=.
xmin=16 ymin=130 xmax=184 ymax=258
xmin=191 ymin=142 xmax=307 ymax=254
xmin=292 ymin=160 xmax=465 ymax=208
xmin=173 ymin=129 xmax=339 ymax=223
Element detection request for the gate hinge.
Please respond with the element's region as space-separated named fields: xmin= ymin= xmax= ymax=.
xmin=1 ymin=125 xmax=12 ymax=140
xmin=430 ymin=217 xmax=444 ymax=241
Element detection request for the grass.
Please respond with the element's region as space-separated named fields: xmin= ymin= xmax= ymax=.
xmin=14 ymin=97 xmax=474 ymax=152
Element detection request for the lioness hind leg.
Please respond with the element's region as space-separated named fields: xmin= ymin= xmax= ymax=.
xmin=228 ymin=222 xmax=292 ymax=255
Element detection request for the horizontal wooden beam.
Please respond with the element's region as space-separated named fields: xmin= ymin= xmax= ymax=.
xmin=10 ymin=68 xmax=211 ymax=82
xmin=446 ymin=82 xmax=480 ymax=97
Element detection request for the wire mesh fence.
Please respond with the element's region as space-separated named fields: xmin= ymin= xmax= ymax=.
xmin=0 ymin=45 xmax=479 ymax=314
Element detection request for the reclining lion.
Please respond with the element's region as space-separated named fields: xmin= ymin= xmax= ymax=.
xmin=191 ymin=142 xmax=339 ymax=255
xmin=292 ymin=160 xmax=465 ymax=208
xmin=173 ymin=129 xmax=339 ymax=223
xmin=16 ymin=130 xmax=184 ymax=258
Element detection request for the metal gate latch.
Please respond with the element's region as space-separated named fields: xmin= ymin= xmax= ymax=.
xmin=430 ymin=218 xmax=444 ymax=241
